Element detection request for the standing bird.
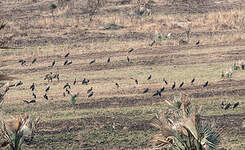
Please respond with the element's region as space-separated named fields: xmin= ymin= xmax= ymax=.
xmin=130 ymin=78 xmax=138 ymax=85
xmin=224 ymin=103 xmax=231 ymax=110
xmin=0 ymin=22 xmax=6 ymax=30
xmin=88 ymin=92 xmax=94 ymax=98
xmin=179 ymin=82 xmax=184 ymax=88
xmin=149 ymin=40 xmax=156 ymax=47
xmin=64 ymin=60 xmax=68 ymax=65
xmin=82 ymin=78 xmax=89 ymax=85
xmin=89 ymin=59 xmax=95 ymax=64
xmin=171 ymin=82 xmax=176 ymax=90
xmin=65 ymin=52 xmax=70 ymax=58
xmin=51 ymin=60 xmax=55 ymax=67
xmin=43 ymin=93 xmax=48 ymax=100
xmin=152 ymin=90 xmax=161 ymax=97
xmin=115 ymin=83 xmax=120 ymax=88
xmin=66 ymin=88 xmax=70 ymax=95
xmin=147 ymin=75 xmax=152 ymax=80
xmin=127 ymin=56 xmax=130 ymax=62
xmin=23 ymin=99 xmax=36 ymax=104
xmin=30 ymin=83 xmax=35 ymax=91
xmin=203 ymin=81 xmax=208 ymax=88
xmin=32 ymin=93 xmax=36 ymax=99
xmin=45 ymin=86 xmax=50 ymax=92
xmin=163 ymin=78 xmax=168 ymax=85
xmin=134 ymin=79 xmax=138 ymax=85
xmin=220 ymin=101 xmax=225 ymax=109
xmin=195 ymin=40 xmax=200 ymax=47
xmin=233 ymin=102 xmax=239 ymax=109
xmin=63 ymin=83 xmax=71 ymax=89
xmin=16 ymin=81 xmax=23 ymax=87
xmin=87 ymin=87 xmax=93 ymax=93
xmin=32 ymin=58 xmax=37 ymax=64
xmin=160 ymin=87 xmax=165 ymax=92
xmin=18 ymin=59 xmax=26 ymax=66
xmin=73 ymin=78 xmax=77 ymax=85
xmin=191 ymin=78 xmax=195 ymax=85
xmin=128 ymin=48 xmax=134 ymax=53
xmin=143 ymin=88 xmax=149 ymax=94
xmin=67 ymin=61 xmax=72 ymax=65
xmin=107 ymin=57 xmax=111 ymax=63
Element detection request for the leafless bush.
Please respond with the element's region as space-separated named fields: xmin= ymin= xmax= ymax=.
xmin=0 ymin=20 xmax=15 ymax=49
xmin=0 ymin=20 xmax=7 ymax=48
xmin=131 ymin=0 xmax=153 ymax=16
xmin=84 ymin=0 xmax=107 ymax=22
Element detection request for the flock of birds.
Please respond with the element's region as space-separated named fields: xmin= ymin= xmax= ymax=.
xmin=0 ymin=39 xmax=240 ymax=110
xmin=220 ymin=101 xmax=239 ymax=110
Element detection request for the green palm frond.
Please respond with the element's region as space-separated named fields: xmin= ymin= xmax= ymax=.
xmin=199 ymin=124 xmax=221 ymax=150
xmin=2 ymin=121 xmax=24 ymax=150
xmin=70 ymin=94 xmax=76 ymax=105
xmin=151 ymin=96 xmax=221 ymax=150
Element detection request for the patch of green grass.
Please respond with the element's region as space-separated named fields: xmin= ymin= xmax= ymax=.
xmin=100 ymin=23 xmax=123 ymax=30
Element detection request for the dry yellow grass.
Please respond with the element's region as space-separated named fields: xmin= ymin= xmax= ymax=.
xmin=1 ymin=0 xmax=245 ymax=149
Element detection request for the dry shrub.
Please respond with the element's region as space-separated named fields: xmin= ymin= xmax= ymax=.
xmin=0 ymin=20 xmax=15 ymax=49
xmin=84 ymin=0 xmax=107 ymax=22
xmin=0 ymin=20 xmax=7 ymax=48
xmin=192 ymin=9 xmax=245 ymax=31
xmin=130 ymin=0 xmax=154 ymax=16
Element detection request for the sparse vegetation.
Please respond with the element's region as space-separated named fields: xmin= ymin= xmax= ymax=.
xmin=0 ymin=115 xmax=40 ymax=150
xmin=101 ymin=23 xmax=123 ymax=30
xmin=69 ymin=94 xmax=78 ymax=105
xmin=0 ymin=0 xmax=245 ymax=149
xmin=221 ymin=69 xmax=232 ymax=79
xmin=151 ymin=96 xmax=221 ymax=149
xmin=85 ymin=0 xmax=107 ymax=22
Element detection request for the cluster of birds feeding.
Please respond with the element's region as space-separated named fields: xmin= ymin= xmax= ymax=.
xmin=221 ymin=101 xmax=239 ymax=110
xmin=10 ymin=52 xmax=98 ymax=103
xmin=11 ymin=51 xmax=210 ymax=104
xmin=0 ymin=40 xmax=239 ymax=110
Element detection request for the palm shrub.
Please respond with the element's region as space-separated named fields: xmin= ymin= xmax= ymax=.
xmin=0 ymin=115 xmax=40 ymax=150
xmin=151 ymin=96 xmax=222 ymax=150
xmin=1 ymin=118 xmax=25 ymax=150
xmin=69 ymin=93 xmax=79 ymax=105
xmin=70 ymin=94 xmax=76 ymax=105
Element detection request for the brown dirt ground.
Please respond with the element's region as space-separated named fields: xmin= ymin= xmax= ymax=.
xmin=1 ymin=0 xmax=245 ymax=149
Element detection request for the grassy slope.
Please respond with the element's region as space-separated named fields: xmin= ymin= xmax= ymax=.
xmin=1 ymin=0 xmax=245 ymax=149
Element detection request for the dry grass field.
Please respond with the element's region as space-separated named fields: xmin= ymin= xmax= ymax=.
xmin=0 ymin=0 xmax=245 ymax=149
